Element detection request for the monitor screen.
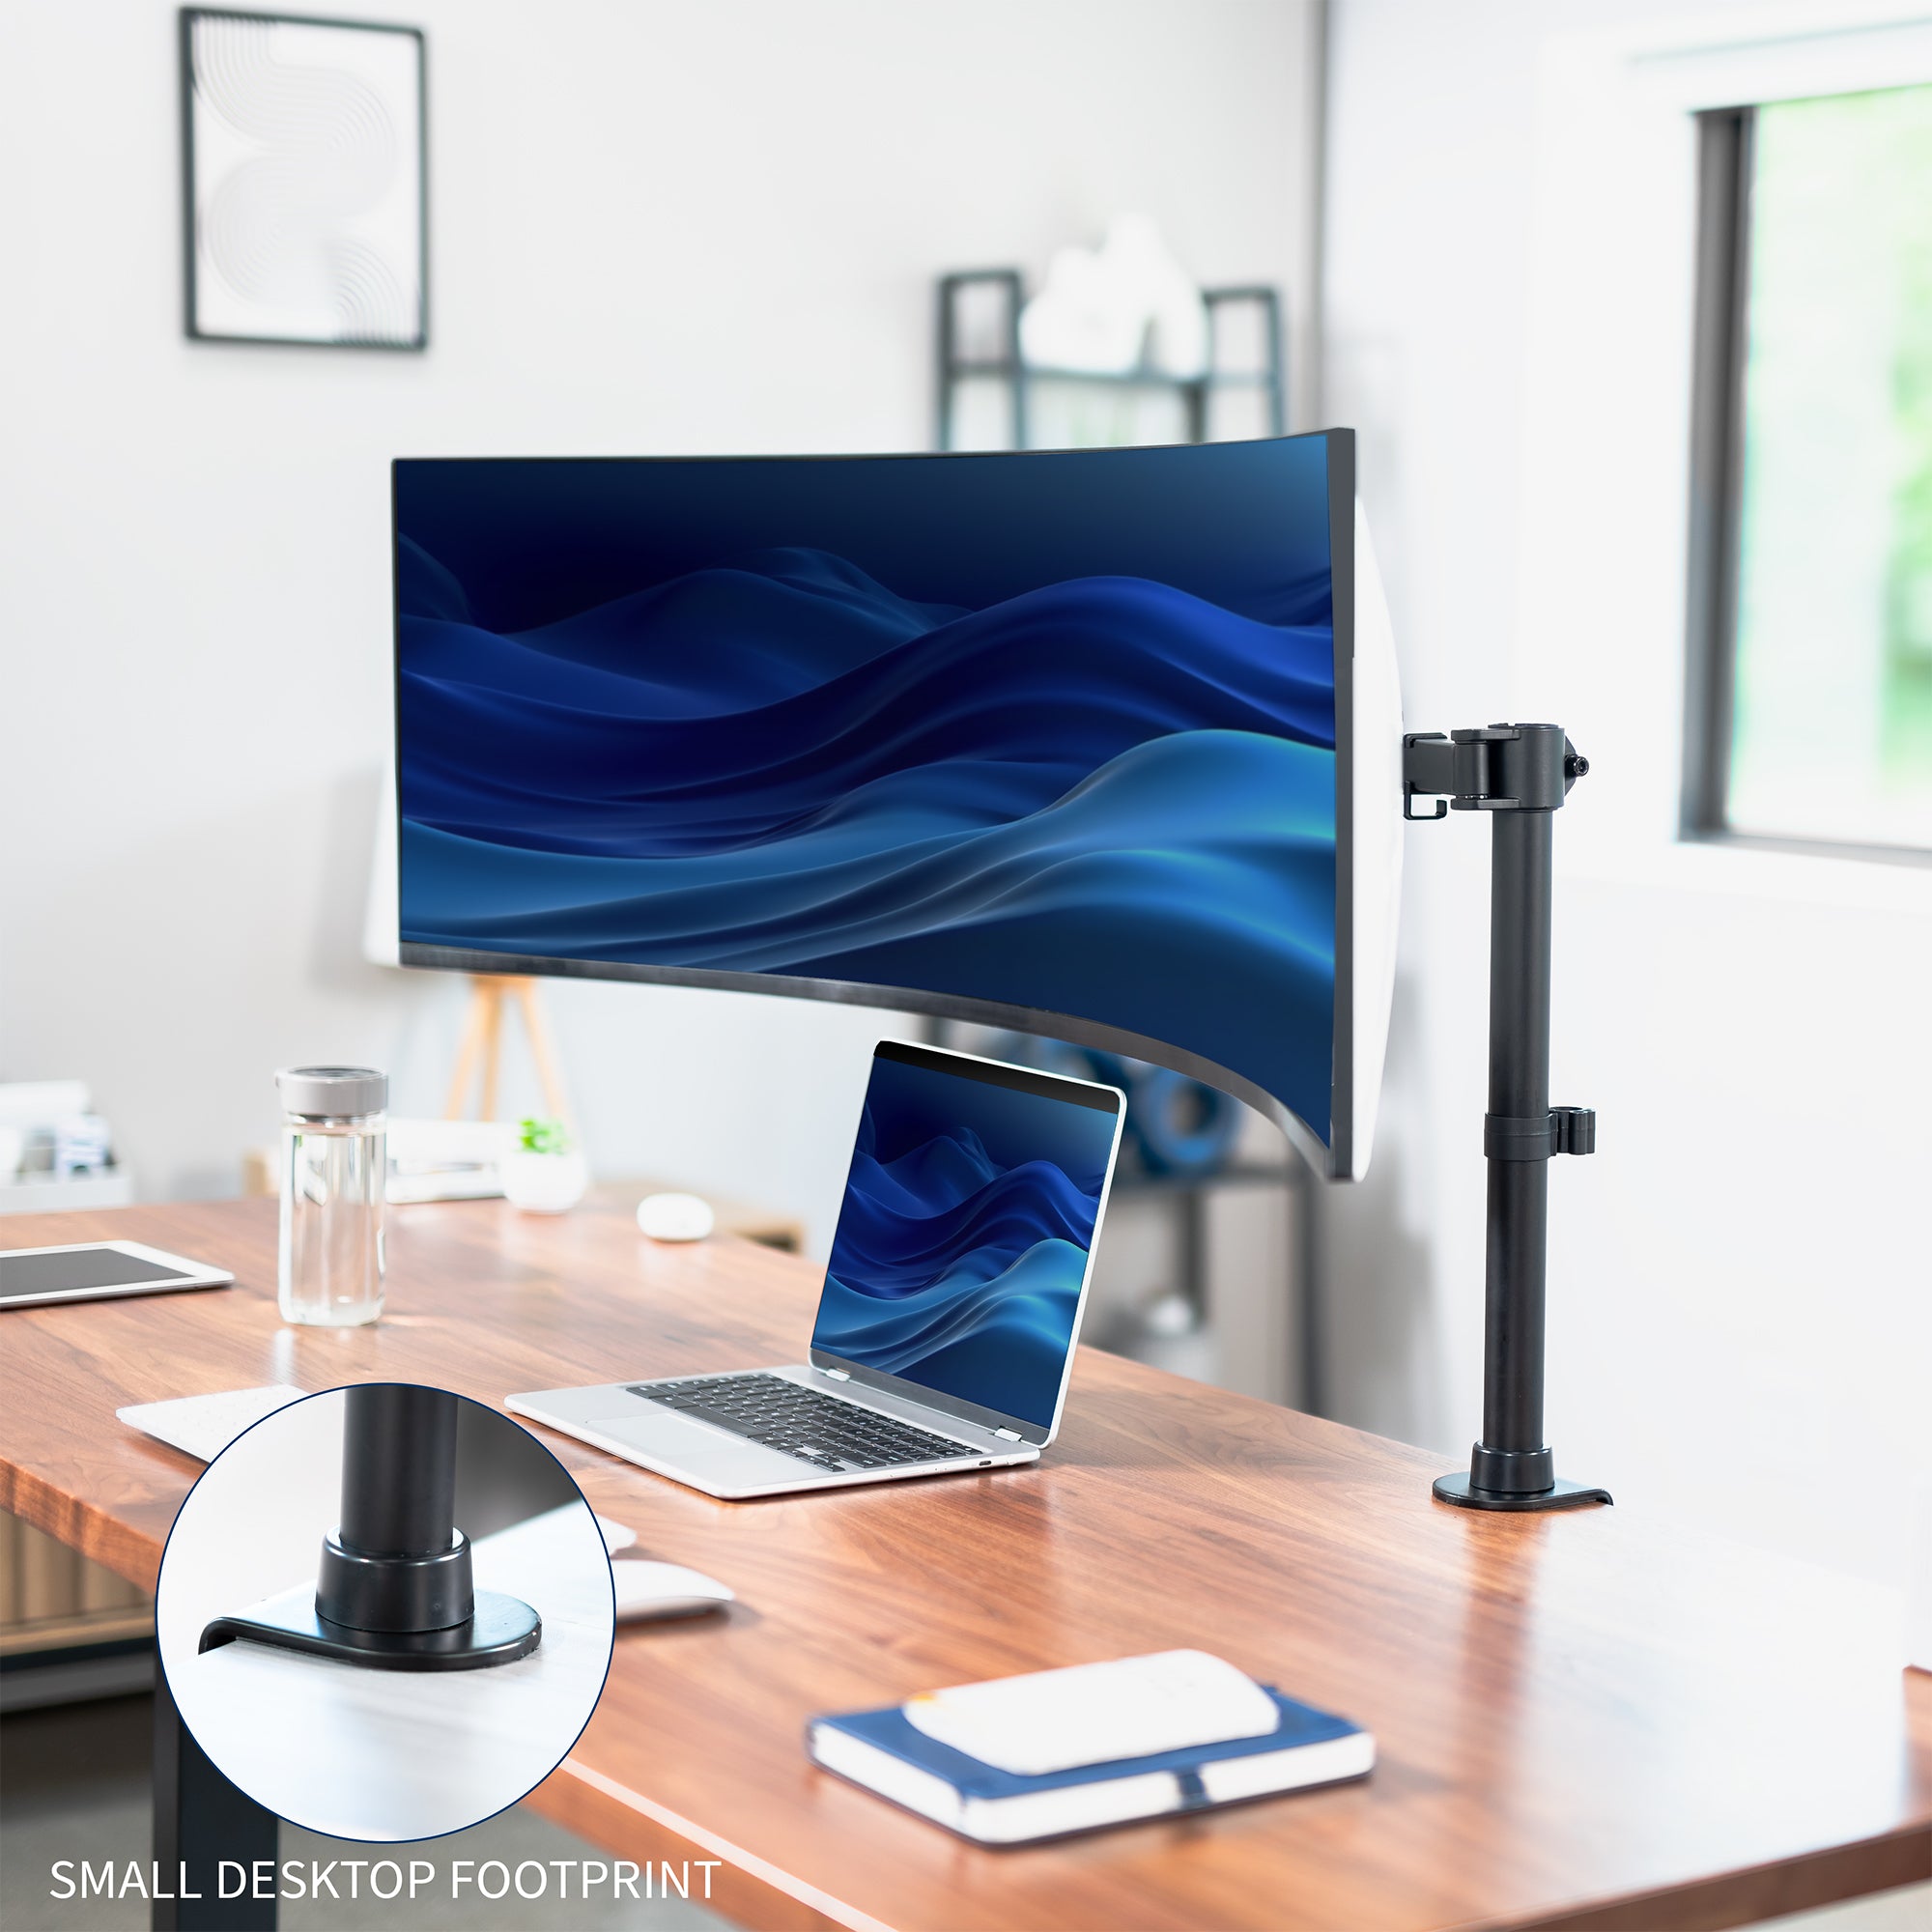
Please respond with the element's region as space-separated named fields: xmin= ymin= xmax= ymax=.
xmin=392 ymin=437 xmax=1365 ymax=1164
xmin=811 ymin=1041 xmax=1122 ymax=1434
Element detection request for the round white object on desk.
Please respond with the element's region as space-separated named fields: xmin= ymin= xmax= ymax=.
xmin=636 ymin=1192 xmax=714 ymax=1242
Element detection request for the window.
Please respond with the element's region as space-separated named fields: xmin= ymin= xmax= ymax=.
xmin=1685 ymin=84 xmax=1932 ymax=857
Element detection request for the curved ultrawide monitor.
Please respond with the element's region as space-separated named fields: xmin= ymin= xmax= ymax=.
xmin=391 ymin=434 xmax=1400 ymax=1179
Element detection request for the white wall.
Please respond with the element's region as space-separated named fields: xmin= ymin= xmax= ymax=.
xmin=0 ymin=0 xmax=1320 ymax=1256
xmin=1322 ymin=0 xmax=1932 ymax=1593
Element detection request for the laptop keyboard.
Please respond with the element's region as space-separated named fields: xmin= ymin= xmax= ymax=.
xmin=626 ymin=1373 xmax=980 ymax=1474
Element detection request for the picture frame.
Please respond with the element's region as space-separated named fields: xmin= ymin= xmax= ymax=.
xmin=179 ymin=8 xmax=428 ymax=350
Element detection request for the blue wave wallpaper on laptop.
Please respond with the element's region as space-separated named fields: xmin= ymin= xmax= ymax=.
xmin=393 ymin=442 xmax=1338 ymax=1139
xmin=812 ymin=1052 xmax=1118 ymax=1427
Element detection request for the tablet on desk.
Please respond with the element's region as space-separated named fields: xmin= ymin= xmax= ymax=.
xmin=0 ymin=1240 xmax=234 ymax=1309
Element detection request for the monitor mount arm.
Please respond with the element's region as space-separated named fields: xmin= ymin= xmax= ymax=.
xmin=1402 ymin=724 xmax=1611 ymax=1513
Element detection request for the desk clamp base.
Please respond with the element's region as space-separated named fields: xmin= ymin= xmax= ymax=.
xmin=1431 ymin=1474 xmax=1613 ymax=1514
xmin=1405 ymin=725 xmax=1611 ymax=1516
xmin=198 ymin=1383 xmax=544 ymax=1672
xmin=201 ymin=1580 xmax=540 ymax=1673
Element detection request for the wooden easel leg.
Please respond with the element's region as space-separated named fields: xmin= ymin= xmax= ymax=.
xmin=512 ymin=979 xmax=574 ymax=1128
xmin=478 ymin=981 xmax=505 ymax=1122
xmin=443 ymin=978 xmax=492 ymax=1121
xmin=443 ymin=974 xmax=573 ymax=1125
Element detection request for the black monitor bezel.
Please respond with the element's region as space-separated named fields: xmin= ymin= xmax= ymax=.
xmin=391 ymin=433 xmax=1356 ymax=1179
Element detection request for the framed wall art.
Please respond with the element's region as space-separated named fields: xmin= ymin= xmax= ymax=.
xmin=179 ymin=9 xmax=427 ymax=349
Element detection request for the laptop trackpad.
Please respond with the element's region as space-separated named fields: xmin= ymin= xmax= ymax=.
xmin=596 ymin=1407 xmax=783 ymax=1475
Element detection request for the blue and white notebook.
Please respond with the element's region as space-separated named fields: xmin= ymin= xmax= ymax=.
xmin=808 ymin=1650 xmax=1373 ymax=1845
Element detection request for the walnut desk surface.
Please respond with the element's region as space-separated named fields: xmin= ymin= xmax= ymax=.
xmin=1 ymin=1198 xmax=1926 ymax=1932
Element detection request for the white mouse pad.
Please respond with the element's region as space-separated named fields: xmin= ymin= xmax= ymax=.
xmin=118 ymin=1385 xmax=306 ymax=1462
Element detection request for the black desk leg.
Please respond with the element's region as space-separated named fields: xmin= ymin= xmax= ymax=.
xmin=153 ymin=1666 xmax=278 ymax=1932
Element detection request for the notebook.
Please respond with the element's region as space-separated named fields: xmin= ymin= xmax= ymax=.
xmin=808 ymin=1651 xmax=1373 ymax=1845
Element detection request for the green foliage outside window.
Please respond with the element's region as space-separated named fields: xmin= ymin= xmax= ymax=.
xmin=1730 ymin=82 xmax=1932 ymax=849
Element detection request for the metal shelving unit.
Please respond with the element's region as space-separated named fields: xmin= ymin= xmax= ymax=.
xmin=935 ymin=268 xmax=1286 ymax=451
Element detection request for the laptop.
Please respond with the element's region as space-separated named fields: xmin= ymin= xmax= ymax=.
xmin=508 ymin=1040 xmax=1125 ymax=1499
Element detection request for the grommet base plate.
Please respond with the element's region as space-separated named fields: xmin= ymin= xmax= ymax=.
xmin=1432 ymin=1473 xmax=1612 ymax=1513
xmin=200 ymin=1583 xmax=540 ymax=1671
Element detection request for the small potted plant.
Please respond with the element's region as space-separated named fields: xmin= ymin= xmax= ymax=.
xmin=499 ymin=1117 xmax=588 ymax=1214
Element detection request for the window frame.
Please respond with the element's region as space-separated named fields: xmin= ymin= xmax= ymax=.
xmin=1681 ymin=98 xmax=1932 ymax=867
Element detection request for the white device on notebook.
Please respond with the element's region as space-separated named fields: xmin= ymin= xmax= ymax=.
xmin=904 ymin=1651 xmax=1281 ymax=1776
xmin=509 ymin=1040 xmax=1125 ymax=1501
xmin=0 ymin=1240 xmax=234 ymax=1310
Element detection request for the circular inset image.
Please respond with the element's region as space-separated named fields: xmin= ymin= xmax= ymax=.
xmin=156 ymin=1382 xmax=614 ymax=1841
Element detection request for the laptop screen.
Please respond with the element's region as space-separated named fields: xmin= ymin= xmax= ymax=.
xmin=811 ymin=1042 xmax=1123 ymax=1435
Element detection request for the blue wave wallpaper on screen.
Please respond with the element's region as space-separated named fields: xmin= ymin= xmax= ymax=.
xmin=812 ymin=1055 xmax=1118 ymax=1428
xmin=394 ymin=441 xmax=1338 ymax=1138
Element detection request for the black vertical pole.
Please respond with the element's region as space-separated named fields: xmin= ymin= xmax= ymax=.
xmin=337 ymin=1383 xmax=458 ymax=1556
xmin=1406 ymin=722 xmax=1610 ymax=1513
xmin=313 ymin=1381 xmax=476 ymax=1636
xmin=1476 ymin=809 xmax=1554 ymax=1493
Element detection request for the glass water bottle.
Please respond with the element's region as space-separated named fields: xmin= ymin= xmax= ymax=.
xmin=276 ymin=1066 xmax=386 ymax=1326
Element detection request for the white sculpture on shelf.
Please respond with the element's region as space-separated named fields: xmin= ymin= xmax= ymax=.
xmin=1018 ymin=215 xmax=1209 ymax=380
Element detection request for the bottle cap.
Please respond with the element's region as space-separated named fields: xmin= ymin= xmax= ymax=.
xmin=276 ymin=1066 xmax=387 ymax=1119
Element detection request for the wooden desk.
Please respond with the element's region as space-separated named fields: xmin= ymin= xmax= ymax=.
xmin=2 ymin=1197 xmax=1927 ymax=1932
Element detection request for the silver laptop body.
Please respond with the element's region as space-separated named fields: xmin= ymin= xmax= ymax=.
xmin=508 ymin=1041 xmax=1125 ymax=1501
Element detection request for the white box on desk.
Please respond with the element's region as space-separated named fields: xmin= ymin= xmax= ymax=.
xmin=0 ymin=1170 xmax=135 ymax=1216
